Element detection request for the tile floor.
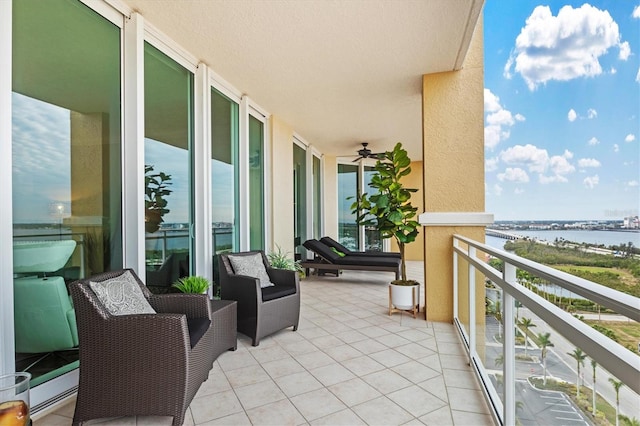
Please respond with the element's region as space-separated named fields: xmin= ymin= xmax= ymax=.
xmin=34 ymin=262 xmax=494 ymax=425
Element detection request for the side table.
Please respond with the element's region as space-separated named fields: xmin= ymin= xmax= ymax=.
xmin=209 ymin=300 xmax=237 ymax=361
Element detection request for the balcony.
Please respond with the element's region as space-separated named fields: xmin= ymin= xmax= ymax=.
xmin=33 ymin=261 xmax=493 ymax=425
xmin=33 ymin=235 xmax=639 ymax=425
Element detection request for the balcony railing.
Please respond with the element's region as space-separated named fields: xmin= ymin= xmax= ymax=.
xmin=453 ymin=234 xmax=640 ymax=426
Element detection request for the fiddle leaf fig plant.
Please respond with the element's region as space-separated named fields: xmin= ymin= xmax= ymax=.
xmin=145 ymin=165 xmax=172 ymax=233
xmin=350 ymin=142 xmax=420 ymax=283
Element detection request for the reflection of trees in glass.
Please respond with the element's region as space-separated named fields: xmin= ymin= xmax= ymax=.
xmin=144 ymin=165 xmax=172 ymax=233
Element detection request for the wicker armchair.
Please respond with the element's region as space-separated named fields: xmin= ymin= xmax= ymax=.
xmin=68 ymin=269 xmax=220 ymax=426
xmin=219 ymin=251 xmax=300 ymax=346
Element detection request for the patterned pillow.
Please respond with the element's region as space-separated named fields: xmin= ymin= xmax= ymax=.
xmin=89 ymin=270 xmax=156 ymax=316
xmin=228 ymin=253 xmax=274 ymax=288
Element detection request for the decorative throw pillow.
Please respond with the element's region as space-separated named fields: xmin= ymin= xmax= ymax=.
xmin=89 ymin=270 xmax=156 ymax=316
xmin=331 ymin=247 xmax=346 ymax=257
xmin=228 ymin=253 xmax=275 ymax=288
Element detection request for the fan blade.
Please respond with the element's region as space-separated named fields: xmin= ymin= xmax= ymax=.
xmin=352 ymin=156 xmax=364 ymax=162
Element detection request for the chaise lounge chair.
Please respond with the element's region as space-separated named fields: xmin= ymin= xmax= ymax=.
xmin=302 ymin=239 xmax=400 ymax=279
xmin=319 ymin=236 xmax=401 ymax=258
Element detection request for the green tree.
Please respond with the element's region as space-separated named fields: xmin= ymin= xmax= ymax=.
xmin=609 ymin=378 xmax=623 ymax=426
xmin=567 ymin=348 xmax=586 ymax=398
xmin=519 ymin=317 xmax=536 ymax=356
xmin=538 ymin=332 xmax=554 ymax=386
xmin=350 ymin=143 xmax=419 ymax=282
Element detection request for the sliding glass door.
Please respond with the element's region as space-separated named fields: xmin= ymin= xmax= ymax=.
xmin=248 ymin=115 xmax=265 ymax=250
xmin=11 ymin=0 xmax=122 ymax=390
xmin=144 ymin=43 xmax=194 ymax=293
xmin=293 ymin=143 xmax=307 ymax=256
xmin=337 ymin=164 xmax=359 ymax=250
xmin=211 ymin=88 xmax=239 ymax=286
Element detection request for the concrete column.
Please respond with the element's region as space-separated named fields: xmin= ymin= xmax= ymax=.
xmin=422 ymin=17 xmax=486 ymax=322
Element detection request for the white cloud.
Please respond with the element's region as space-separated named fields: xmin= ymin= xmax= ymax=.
xmin=500 ymin=144 xmax=549 ymax=173
xmin=539 ymin=174 xmax=569 ymax=184
xmin=484 ymin=88 xmax=502 ymax=113
xmin=548 ymin=152 xmax=576 ymax=176
xmin=634 ymin=5 xmax=640 ymax=19
xmin=610 ymin=66 xmax=617 ymax=74
xmin=625 ymin=134 xmax=636 ymax=142
xmin=587 ymin=108 xmax=598 ymax=119
xmin=628 ymin=180 xmax=639 ymax=187
xmin=568 ymin=109 xmax=577 ymax=122
xmin=578 ymin=158 xmax=601 ymax=168
xmin=619 ymin=41 xmax=631 ymax=61
xmin=583 ymin=175 xmax=600 ymax=189
xmin=486 ymin=157 xmax=499 ymax=172
xmin=504 ymin=4 xmax=626 ymax=90
xmin=636 ymin=67 xmax=640 ymax=82
xmin=484 ymin=88 xmax=525 ymax=149
xmin=613 ymin=144 xmax=620 ymax=152
xmin=587 ymin=137 xmax=600 ymax=146
xmin=514 ymin=188 xmax=525 ymax=195
xmin=498 ymin=167 xmax=530 ymax=183
xmin=494 ymin=184 xmax=503 ymax=196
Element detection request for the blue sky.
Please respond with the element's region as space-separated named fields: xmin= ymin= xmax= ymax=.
xmin=484 ymin=1 xmax=639 ymax=221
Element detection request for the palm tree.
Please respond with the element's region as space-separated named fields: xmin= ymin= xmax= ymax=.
xmin=591 ymin=359 xmax=597 ymax=416
xmin=567 ymin=348 xmax=586 ymax=397
xmin=609 ymin=378 xmax=623 ymax=426
xmin=519 ymin=317 xmax=536 ymax=356
xmin=538 ymin=332 xmax=554 ymax=386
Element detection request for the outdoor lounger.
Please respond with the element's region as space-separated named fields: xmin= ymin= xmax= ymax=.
xmin=319 ymin=236 xmax=401 ymax=258
xmin=302 ymin=239 xmax=401 ymax=279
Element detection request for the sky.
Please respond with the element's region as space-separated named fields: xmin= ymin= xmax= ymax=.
xmin=483 ymin=0 xmax=640 ymax=221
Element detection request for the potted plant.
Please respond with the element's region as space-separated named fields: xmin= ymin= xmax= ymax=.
xmin=268 ymin=245 xmax=305 ymax=277
xmin=172 ymin=276 xmax=211 ymax=294
xmin=145 ymin=165 xmax=172 ymax=233
xmin=350 ymin=142 xmax=421 ymax=316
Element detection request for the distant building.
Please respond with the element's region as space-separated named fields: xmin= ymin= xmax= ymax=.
xmin=623 ymin=216 xmax=639 ymax=229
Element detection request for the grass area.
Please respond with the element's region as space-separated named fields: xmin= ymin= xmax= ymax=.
xmin=529 ymin=377 xmax=618 ymax=425
xmin=583 ymin=320 xmax=640 ymax=354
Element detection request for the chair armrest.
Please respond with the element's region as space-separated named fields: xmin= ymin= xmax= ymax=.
xmin=148 ymin=293 xmax=211 ymax=319
xmin=82 ymin=313 xmax=191 ymax=367
xmin=267 ymin=268 xmax=298 ymax=289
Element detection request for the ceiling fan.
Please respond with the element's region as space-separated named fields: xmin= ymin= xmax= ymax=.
xmin=352 ymin=143 xmax=384 ymax=162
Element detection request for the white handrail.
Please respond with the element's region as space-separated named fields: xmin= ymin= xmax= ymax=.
xmin=452 ymin=234 xmax=640 ymax=424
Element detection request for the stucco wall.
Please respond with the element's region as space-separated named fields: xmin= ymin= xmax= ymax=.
xmin=269 ymin=116 xmax=295 ymax=254
xmin=422 ymin=16 xmax=485 ymax=322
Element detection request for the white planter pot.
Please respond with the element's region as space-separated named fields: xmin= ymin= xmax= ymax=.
xmin=389 ymin=282 xmax=419 ymax=317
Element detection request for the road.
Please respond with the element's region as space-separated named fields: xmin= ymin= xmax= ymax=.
xmin=484 ymin=309 xmax=640 ymax=419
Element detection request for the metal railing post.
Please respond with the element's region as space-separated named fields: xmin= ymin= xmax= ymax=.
xmin=468 ymin=246 xmax=476 ymax=362
xmin=453 ymin=238 xmax=459 ymax=320
xmin=503 ymin=262 xmax=516 ymax=425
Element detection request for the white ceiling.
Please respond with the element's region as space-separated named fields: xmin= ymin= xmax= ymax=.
xmin=121 ymin=0 xmax=484 ymax=160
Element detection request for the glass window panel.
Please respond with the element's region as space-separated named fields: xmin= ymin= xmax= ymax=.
xmin=364 ymin=166 xmax=382 ymax=251
xmin=248 ymin=115 xmax=264 ymax=250
xmin=293 ymin=144 xmax=307 ymax=255
xmin=312 ymin=156 xmax=322 ymax=239
xmin=144 ymin=42 xmax=193 ymax=293
xmin=12 ymin=0 xmax=122 ymax=386
xmin=337 ymin=164 xmax=359 ymax=250
xmin=211 ymin=88 xmax=239 ymax=290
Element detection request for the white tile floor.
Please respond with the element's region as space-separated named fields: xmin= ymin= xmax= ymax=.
xmin=34 ymin=262 xmax=494 ymax=425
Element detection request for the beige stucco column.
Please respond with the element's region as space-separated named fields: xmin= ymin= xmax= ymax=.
xmin=269 ymin=116 xmax=295 ymax=253
xmin=421 ymin=17 xmax=488 ymax=323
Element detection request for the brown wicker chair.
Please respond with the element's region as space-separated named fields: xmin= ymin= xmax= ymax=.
xmin=68 ymin=269 xmax=222 ymax=426
xmin=219 ymin=251 xmax=300 ymax=346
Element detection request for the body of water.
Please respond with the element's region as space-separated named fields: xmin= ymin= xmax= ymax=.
xmin=485 ymin=229 xmax=639 ymax=251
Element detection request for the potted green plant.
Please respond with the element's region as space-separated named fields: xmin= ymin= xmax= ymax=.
xmin=145 ymin=165 xmax=172 ymax=233
xmin=350 ymin=142 xmax=421 ymax=315
xmin=172 ymin=276 xmax=211 ymax=294
xmin=268 ymin=245 xmax=305 ymax=277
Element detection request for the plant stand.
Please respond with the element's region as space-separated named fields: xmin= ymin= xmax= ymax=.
xmin=388 ymin=283 xmax=419 ymax=318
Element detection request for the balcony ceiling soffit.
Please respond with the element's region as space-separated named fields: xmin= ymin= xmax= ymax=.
xmin=123 ymin=0 xmax=484 ymax=160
